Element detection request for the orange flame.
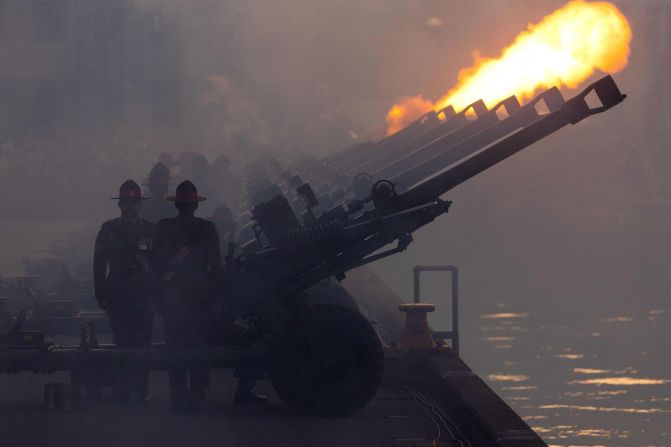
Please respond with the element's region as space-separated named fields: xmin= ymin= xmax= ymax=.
xmin=385 ymin=0 xmax=632 ymax=134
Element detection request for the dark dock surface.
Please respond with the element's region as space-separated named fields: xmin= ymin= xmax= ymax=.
xmin=0 ymin=346 xmax=545 ymax=447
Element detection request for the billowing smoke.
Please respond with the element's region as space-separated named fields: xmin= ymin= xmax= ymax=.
xmin=197 ymin=74 xmax=272 ymax=162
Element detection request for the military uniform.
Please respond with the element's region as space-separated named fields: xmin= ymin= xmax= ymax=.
xmin=152 ymin=181 xmax=222 ymax=410
xmin=93 ymin=181 xmax=155 ymax=401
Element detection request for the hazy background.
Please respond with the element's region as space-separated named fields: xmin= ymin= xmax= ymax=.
xmin=0 ymin=1 xmax=669 ymax=445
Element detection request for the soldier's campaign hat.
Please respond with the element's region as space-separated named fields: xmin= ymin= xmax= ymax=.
xmin=167 ymin=180 xmax=207 ymax=202
xmin=110 ymin=180 xmax=148 ymax=200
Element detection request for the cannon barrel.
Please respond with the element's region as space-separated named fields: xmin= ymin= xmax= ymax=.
xmin=312 ymin=87 xmax=559 ymax=214
xmin=328 ymin=110 xmax=444 ymax=171
xmin=347 ymin=101 xmax=489 ymax=175
xmin=317 ymin=92 xmax=550 ymax=209
xmin=399 ymin=75 xmax=625 ymax=208
xmin=363 ymin=99 xmax=497 ymax=178
xmin=388 ymin=87 xmax=564 ymax=188
xmin=323 ymin=141 xmax=373 ymax=165
xmin=326 ymin=109 xmax=446 ymax=168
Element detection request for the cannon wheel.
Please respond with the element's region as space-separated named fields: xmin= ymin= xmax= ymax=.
xmin=269 ymin=304 xmax=384 ymax=416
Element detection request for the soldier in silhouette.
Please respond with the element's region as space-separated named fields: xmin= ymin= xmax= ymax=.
xmin=152 ymin=180 xmax=221 ymax=412
xmin=93 ymin=180 xmax=155 ymax=403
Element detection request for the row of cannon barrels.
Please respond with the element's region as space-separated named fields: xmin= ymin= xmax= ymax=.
xmin=323 ymin=75 xmax=623 ymax=208
xmin=233 ymin=76 xmax=624 ymax=245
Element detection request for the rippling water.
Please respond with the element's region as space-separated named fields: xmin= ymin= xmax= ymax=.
xmin=471 ymin=306 xmax=671 ymax=446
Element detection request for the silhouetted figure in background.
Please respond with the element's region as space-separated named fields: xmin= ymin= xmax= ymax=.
xmin=210 ymin=203 xmax=238 ymax=261
xmin=152 ymin=180 xmax=221 ymax=413
xmin=212 ymin=153 xmax=242 ymax=216
xmin=93 ymin=180 xmax=155 ymax=404
xmin=190 ymin=153 xmax=217 ymax=215
xmin=142 ymin=162 xmax=175 ymax=223
xmin=158 ymin=152 xmax=174 ymax=169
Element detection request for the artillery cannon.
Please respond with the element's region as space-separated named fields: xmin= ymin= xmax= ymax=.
xmin=0 ymin=76 xmax=625 ymax=417
xmin=219 ymin=75 xmax=625 ymax=414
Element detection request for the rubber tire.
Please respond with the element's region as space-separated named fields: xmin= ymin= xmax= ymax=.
xmin=269 ymin=304 xmax=384 ymax=416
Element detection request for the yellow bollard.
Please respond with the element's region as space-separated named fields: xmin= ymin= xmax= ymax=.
xmin=398 ymin=303 xmax=436 ymax=349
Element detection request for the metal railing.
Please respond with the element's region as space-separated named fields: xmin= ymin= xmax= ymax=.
xmin=413 ymin=265 xmax=459 ymax=355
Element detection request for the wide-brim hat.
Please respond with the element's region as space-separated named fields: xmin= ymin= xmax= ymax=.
xmin=167 ymin=180 xmax=207 ymax=202
xmin=110 ymin=179 xmax=149 ymax=200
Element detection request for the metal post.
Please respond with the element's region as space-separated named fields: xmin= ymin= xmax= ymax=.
xmin=412 ymin=265 xmax=459 ymax=355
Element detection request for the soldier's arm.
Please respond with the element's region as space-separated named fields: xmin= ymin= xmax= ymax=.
xmin=92 ymin=224 xmax=110 ymax=308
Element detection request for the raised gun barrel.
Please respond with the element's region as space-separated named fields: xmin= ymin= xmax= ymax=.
xmin=327 ymin=109 xmax=446 ymax=172
xmin=347 ymin=100 xmax=488 ymax=175
xmin=379 ymin=88 xmax=563 ymax=186
xmin=399 ymin=75 xmax=625 ymax=208
xmin=319 ymin=90 xmax=556 ymax=208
